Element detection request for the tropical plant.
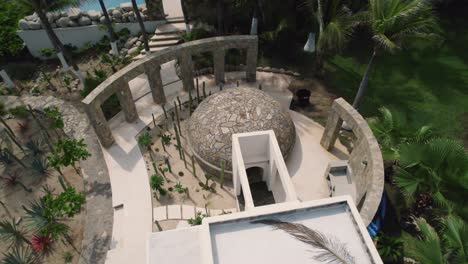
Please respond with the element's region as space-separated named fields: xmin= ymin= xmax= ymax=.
xmin=161 ymin=134 xmax=171 ymax=146
xmin=375 ymin=233 xmax=403 ymax=263
xmin=188 ymin=212 xmax=206 ymax=226
xmin=9 ymin=106 xmax=29 ymax=119
xmin=131 ymin=0 xmax=150 ymax=53
xmin=138 ymin=132 xmax=152 ymax=150
xmin=31 ymin=157 xmax=50 ymax=176
xmin=0 ymin=149 xmax=14 ymax=166
xmin=0 ymin=1 xmax=30 ymax=57
xmin=368 ymin=107 xmax=435 ymax=161
xmin=0 ymin=218 xmax=30 ymax=248
xmin=393 ymin=138 xmax=468 ymax=218
xmin=1 ymin=246 xmax=36 ymax=264
xmin=16 ymin=121 xmax=29 ymax=135
xmin=351 ymin=0 xmax=440 ymax=108
xmin=43 ymin=106 xmax=64 ymax=130
xmin=25 ymin=139 xmax=45 ymax=157
xmin=402 ymin=216 xmax=468 ymax=264
xmin=1 ymin=172 xmax=32 ymax=192
xmin=100 ymin=54 xmax=129 ymax=73
xmin=253 ymin=219 xmax=356 ymax=263
xmin=22 ymin=199 xmax=69 ymax=240
xmin=150 ymin=174 xmax=166 ymax=196
xmin=63 ymin=251 xmax=73 ymax=263
xmin=174 ymin=182 xmax=188 ymax=194
xmin=41 ymin=186 xmax=85 ymax=218
xmin=48 ymin=138 xmax=91 ymax=172
xmin=30 ymin=233 xmax=54 ymax=255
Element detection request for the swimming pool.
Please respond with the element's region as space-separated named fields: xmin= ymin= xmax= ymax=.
xmin=79 ymin=0 xmax=146 ymax=11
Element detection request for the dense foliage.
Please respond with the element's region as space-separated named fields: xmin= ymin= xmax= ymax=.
xmin=0 ymin=1 xmax=30 ymax=57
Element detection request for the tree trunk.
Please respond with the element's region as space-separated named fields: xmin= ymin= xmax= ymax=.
xmin=250 ymin=1 xmax=259 ymax=35
xmin=132 ymin=0 xmax=150 ymax=53
xmin=352 ymin=49 xmax=377 ymax=109
xmin=180 ymin=0 xmax=191 ymax=32
xmin=98 ymin=0 xmax=119 ymax=55
xmin=217 ymin=0 xmax=224 ymax=35
xmin=33 ymin=1 xmax=84 ymax=84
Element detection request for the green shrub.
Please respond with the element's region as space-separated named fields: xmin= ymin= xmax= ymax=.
xmin=138 ymin=132 xmax=152 ymax=149
xmin=188 ymin=212 xmax=206 ymax=226
xmin=39 ymin=48 xmax=55 ymax=58
xmin=9 ymin=105 xmax=29 ymax=119
xmin=0 ymin=1 xmax=30 ymax=57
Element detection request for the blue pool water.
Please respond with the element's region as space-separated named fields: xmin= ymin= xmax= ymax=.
xmin=79 ymin=0 xmax=145 ymax=11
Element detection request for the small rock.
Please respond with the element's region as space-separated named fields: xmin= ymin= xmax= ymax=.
xmin=92 ymin=21 xmax=98 ymax=25
xmin=135 ymin=41 xmax=142 ymax=47
xmin=46 ymin=12 xmax=59 ymax=23
xmin=100 ymin=16 xmax=112 ymax=24
xmin=57 ymin=17 xmax=70 ymax=27
xmin=120 ymin=3 xmax=133 ymax=12
xmin=78 ymin=16 xmax=92 ymax=26
xmin=138 ymin=4 xmax=146 ymax=10
xmin=128 ymin=46 xmax=139 ymax=55
xmin=28 ymin=21 xmax=42 ymax=30
xmin=112 ymin=10 xmax=123 ymax=19
xmin=108 ymin=8 xmax=115 ymax=14
xmin=142 ymin=8 xmax=148 ymax=15
xmin=138 ymin=35 xmax=144 ymax=41
xmin=128 ymin=14 xmax=135 ymax=22
xmin=68 ymin=8 xmax=81 ymax=20
xmin=25 ymin=13 xmax=38 ymax=21
xmin=18 ymin=19 xmax=29 ymax=30
xmin=68 ymin=20 xmax=79 ymax=27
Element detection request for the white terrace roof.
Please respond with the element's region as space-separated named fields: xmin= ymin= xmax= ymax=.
xmin=148 ymin=197 xmax=383 ymax=264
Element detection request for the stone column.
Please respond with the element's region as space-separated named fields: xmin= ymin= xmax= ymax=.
xmin=320 ymin=107 xmax=343 ymax=150
xmin=145 ymin=63 xmax=166 ymax=104
xmin=179 ymin=52 xmax=195 ymax=92
xmin=213 ymin=49 xmax=225 ymax=84
xmin=87 ymin=102 xmax=114 ymax=148
xmin=116 ymin=81 xmax=138 ymax=123
xmin=246 ymin=43 xmax=258 ymax=82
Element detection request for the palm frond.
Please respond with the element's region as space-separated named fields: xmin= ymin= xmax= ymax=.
xmin=0 ymin=219 xmax=30 ymax=248
xmin=442 ymin=215 xmax=468 ymax=261
xmin=1 ymin=246 xmax=36 ymax=264
xmin=252 ymin=219 xmax=355 ymax=264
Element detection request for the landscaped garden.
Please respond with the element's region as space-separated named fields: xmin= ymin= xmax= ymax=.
xmin=0 ymin=0 xmax=467 ymax=262
xmin=0 ymin=103 xmax=90 ymax=263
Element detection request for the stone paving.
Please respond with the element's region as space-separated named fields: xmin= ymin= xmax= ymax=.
xmin=153 ymin=205 xmax=237 ymax=221
xmin=187 ymin=87 xmax=296 ymax=170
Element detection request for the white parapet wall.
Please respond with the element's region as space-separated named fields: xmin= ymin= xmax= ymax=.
xmin=17 ymin=21 xmax=165 ymax=59
xmin=232 ymin=130 xmax=298 ymax=209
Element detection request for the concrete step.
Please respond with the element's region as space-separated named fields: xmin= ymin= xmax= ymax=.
xmin=155 ymin=23 xmax=186 ymax=35
xmin=149 ymin=39 xmax=180 ymax=48
xmin=151 ymin=33 xmax=181 ymax=41
xmin=166 ymin=16 xmax=185 ymax=24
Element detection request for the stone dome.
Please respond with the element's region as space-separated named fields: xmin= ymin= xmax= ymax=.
xmin=187 ymin=87 xmax=296 ymax=170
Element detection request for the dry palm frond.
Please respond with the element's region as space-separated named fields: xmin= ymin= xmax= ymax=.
xmin=252 ymin=219 xmax=355 ymax=264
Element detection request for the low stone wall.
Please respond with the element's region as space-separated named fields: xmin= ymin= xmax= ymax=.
xmin=0 ymin=96 xmax=113 ymax=264
xmin=320 ymin=98 xmax=384 ymax=226
xmin=82 ymin=36 xmax=258 ymax=148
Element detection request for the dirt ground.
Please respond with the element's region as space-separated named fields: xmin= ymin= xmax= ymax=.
xmin=0 ymin=114 xmax=84 ymax=263
xmin=140 ymin=105 xmax=236 ymax=231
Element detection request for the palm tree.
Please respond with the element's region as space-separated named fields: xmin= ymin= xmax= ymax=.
xmin=305 ymin=0 xmax=361 ymax=76
xmin=17 ymin=0 xmax=87 ymax=84
xmin=180 ymin=0 xmax=191 ymax=33
xmin=402 ymin=216 xmax=468 ymax=264
xmin=394 ymin=138 xmax=468 ymax=218
xmin=1 ymin=246 xmax=36 ymax=264
xmin=131 ymin=0 xmax=150 ymax=54
xmin=0 ymin=219 xmax=31 ymax=248
xmin=97 ymin=0 xmax=118 ymax=55
xmin=351 ymin=0 xmax=440 ymax=108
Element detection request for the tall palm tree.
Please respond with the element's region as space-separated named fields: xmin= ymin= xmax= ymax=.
xmin=17 ymin=0 xmax=87 ymax=84
xmin=131 ymin=0 xmax=150 ymax=54
xmin=402 ymin=216 xmax=468 ymax=264
xmin=394 ymin=138 xmax=468 ymax=218
xmin=180 ymin=0 xmax=191 ymax=33
xmin=305 ymin=0 xmax=361 ymax=76
xmin=351 ymin=0 xmax=440 ymax=108
xmin=98 ymin=0 xmax=118 ymax=55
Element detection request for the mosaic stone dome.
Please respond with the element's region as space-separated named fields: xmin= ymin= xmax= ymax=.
xmin=187 ymin=87 xmax=296 ymax=170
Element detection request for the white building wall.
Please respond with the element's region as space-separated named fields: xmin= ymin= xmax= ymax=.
xmin=17 ymin=21 xmax=165 ymax=58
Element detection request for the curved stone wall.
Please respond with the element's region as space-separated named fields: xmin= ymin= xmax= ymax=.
xmin=82 ymin=35 xmax=258 ymax=148
xmin=320 ymin=98 xmax=384 ymax=226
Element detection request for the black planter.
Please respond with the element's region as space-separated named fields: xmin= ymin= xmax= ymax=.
xmin=296 ymin=89 xmax=311 ymax=107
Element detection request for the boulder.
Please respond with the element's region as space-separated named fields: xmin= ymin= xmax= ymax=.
xmin=125 ymin=37 xmax=139 ymax=48
xmin=25 ymin=13 xmax=38 ymax=21
xmin=56 ymin=17 xmax=70 ymax=27
xmin=120 ymin=3 xmax=133 ymax=12
xmin=18 ymin=19 xmax=30 ymax=30
xmin=92 ymin=21 xmax=99 ymax=25
xmin=100 ymin=16 xmax=112 ymax=24
xmin=142 ymin=8 xmax=148 ymax=15
xmin=108 ymin=8 xmax=115 ymax=14
xmin=29 ymin=21 xmax=42 ymax=30
xmin=135 ymin=41 xmax=142 ymax=47
xmin=68 ymin=20 xmax=79 ymax=27
xmin=46 ymin=12 xmax=59 ymax=23
xmin=78 ymin=16 xmax=92 ymax=26
xmin=51 ymin=22 xmax=57 ymax=28
xmin=138 ymin=4 xmax=146 ymax=10
xmin=88 ymin=10 xmax=102 ymax=21
xmin=128 ymin=14 xmax=136 ymax=22
xmin=112 ymin=10 xmax=123 ymax=19
xmin=128 ymin=46 xmax=139 ymax=55
xmin=68 ymin=8 xmax=81 ymax=20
